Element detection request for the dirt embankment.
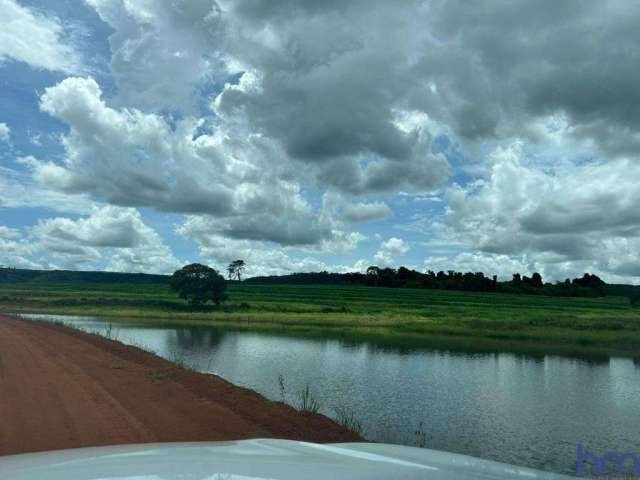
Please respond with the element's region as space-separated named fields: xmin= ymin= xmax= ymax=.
xmin=0 ymin=315 xmax=360 ymax=456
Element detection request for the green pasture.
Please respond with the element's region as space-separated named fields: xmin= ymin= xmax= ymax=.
xmin=1 ymin=282 xmax=639 ymax=357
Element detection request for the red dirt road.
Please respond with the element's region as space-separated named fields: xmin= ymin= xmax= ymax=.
xmin=0 ymin=315 xmax=359 ymax=456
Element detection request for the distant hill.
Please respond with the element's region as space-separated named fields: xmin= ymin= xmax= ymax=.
xmin=0 ymin=267 xmax=170 ymax=284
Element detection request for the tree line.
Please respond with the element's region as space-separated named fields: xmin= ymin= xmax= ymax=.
xmin=246 ymin=267 xmax=609 ymax=298
xmin=140 ymin=261 xmax=637 ymax=306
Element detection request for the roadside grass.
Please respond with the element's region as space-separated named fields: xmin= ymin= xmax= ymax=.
xmin=276 ymin=374 xmax=363 ymax=437
xmin=2 ymin=282 xmax=640 ymax=356
xmin=333 ymin=406 xmax=364 ymax=437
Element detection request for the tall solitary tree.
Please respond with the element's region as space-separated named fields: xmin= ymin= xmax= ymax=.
xmin=170 ymin=263 xmax=227 ymax=306
xmin=227 ymin=259 xmax=246 ymax=281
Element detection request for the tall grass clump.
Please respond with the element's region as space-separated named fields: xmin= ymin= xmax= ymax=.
xmin=297 ymin=383 xmax=321 ymax=413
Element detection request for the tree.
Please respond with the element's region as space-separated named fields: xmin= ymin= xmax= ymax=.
xmin=531 ymin=272 xmax=543 ymax=288
xmin=366 ymin=266 xmax=380 ymax=276
xmin=573 ymin=273 xmax=606 ymax=296
xmin=227 ymin=259 xmax=246 ymax=281
xmin=378 ymin=267 xmax=397 ymax=287
xmin=170 ymin=263 xmax=227 ymax=306
xmin=365 ymin=266 xmax=380 ymax=286
xmin=397 ymin=266 xmax=412 ymax=281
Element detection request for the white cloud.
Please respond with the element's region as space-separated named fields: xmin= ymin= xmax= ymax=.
xmin=78 ymin=0 xmax=640 ymax=163
xmin=105 ymin=246 xmax=183 ymax=275
xmin=373 ymin=237 xmax=410 ymax=266
xmin=86 ymin=0 xmax=227 ymax=112
xmin=33 ymin=76 xmax=347 ymax=246
xmin=0 ymin=123 xmax=10 ymax=143
xmin=34 ymin=205 xmax=150 ymax=248
xmin=438 ymin=141 xmax=640 ymax=282
xmin=0 ymin=0 xmax=84 ymax=73
xmin=177 ymin=215 xmax=367 ymax=277
xmin=7 ymin=0 xmax=640 ymax=281
xmin=175 ymin=229 xmax=327 ymax=277
xmin=0 ymin=206 xmax=182 ymax=273
xmin=380 ymin=237 xmax=410 ymax=256
xmin=0 ymin=164 xmax=96 ymax=214
xmin=0 ymin=225 xmax=42 ymax=269
xmin=424 ymin=252 xmax=535 ymax=282
xmin=82 ymin=0 xmax=450 ymax=195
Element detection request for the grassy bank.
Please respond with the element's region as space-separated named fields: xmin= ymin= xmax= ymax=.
xmin=1 ymin=282 xmax=639 ymax=357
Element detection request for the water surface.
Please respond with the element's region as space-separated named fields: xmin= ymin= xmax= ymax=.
xmin=17 ymin=313 xmax=640 ymax=475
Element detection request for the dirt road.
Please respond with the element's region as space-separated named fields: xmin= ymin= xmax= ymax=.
xmin=0 ymin=315 xmax=359 ymax=456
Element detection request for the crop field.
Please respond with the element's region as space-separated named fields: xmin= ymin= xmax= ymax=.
xmin=1 ymin=282 xmax=639 ymax=357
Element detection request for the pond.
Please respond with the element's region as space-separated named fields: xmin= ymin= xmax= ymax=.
xmin=17 ymin=313 xmax=640 ymax=475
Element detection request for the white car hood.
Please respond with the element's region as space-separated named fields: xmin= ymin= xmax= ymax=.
xmin=0 ymin=439 xmax=573 ymax=479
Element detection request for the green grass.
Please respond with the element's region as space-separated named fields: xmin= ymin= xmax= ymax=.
xmin=1 ymin=282 xmax=639 ymax=357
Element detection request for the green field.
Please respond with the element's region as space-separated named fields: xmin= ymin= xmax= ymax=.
xmin=1 ymin=282 xmax=640 ymax=357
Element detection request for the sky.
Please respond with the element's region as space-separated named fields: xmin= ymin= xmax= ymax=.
xmin=1 ymin=0 xmax=640 ymax=283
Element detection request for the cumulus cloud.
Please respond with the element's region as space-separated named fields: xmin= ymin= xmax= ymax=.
xmin=33 ymin=76 xmax=343 ymax=246
xmin=0 ymin=225 xmax=42 ymax=269
xmin=373 ymin=237 xmax=410 ymax=266
xmin=34 ymin=205 xmax=150 ymax=248
xmin=191 ymin=237 xmax=331 ymax=277
xmin=80 ymin=0 xmax=450 ymax=196
xmin=0 ymin=206 xmax=182 ymax=273
xmin=424 ymin=252 xmax=535 ymax=282
xmin=0 ymin=164 xmax=97 ymax=214
xmin=86 ymin=0 xmax=228 ymax=112
xmin=0 ymin=123 xmax=10 ymax=143
xmin=177 ymin=214 xmax=365 ymax=277
xmin=8 ymin=0 xmax=640 ymax=279
xmin=86 ymin=0 xmax=640 ymax=159
xmin=213 ymin=2 xmax=450 ymax=195
xmin=439 ymin=141 xmax=640 ymax=281
xmin=0 ymin=0 xmax=84 ymax=73
xmin=77 ymin=0 xmax=640 ymax=174
xmin=176 ymin=227 xmax=320 ymax=277
xmin=40 ymin=206 xmax=182 ymax=273
xmin=341 ymin=201 xmax=392 ymax=224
